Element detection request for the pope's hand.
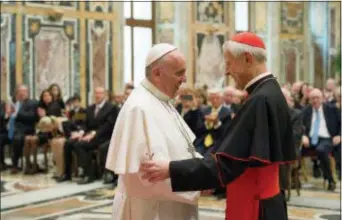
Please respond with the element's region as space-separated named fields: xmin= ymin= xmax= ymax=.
xmin=140 ymin=160 xmax=170 ymax=183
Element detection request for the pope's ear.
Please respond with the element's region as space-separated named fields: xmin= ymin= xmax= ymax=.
xmin=152 ymin=67 xmax=162 ymax=77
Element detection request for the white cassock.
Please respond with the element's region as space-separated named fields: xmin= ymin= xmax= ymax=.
xmin=106 ymin=78 xmax=202 ymax=220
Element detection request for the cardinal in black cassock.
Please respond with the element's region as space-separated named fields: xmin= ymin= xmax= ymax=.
xmin=140 ymin=32 xmax=297 ymax=220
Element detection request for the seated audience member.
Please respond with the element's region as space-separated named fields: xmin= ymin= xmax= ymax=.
xmin=194 ymin=88 xmax=208 ymax=109
xmin=10 ymin=85 xmax=38 ymax=174
xmin=50 ymin=95 xmax=86 ymax=178
xmin=302 ymin=89 xmax=341 ymax=191
xmin=48 ymin=83 xmax=65 ymax=110
xmin=223 ymin=86 xmax=235 ymax=112
xmin=195 ymin=88 xmax=232 ymax=156
xmin=23 ymin=89 xmax=62 ymax=174
xmin=175 ymin=88 xmax=203 ymax=137
xmin=324 ymin=78 xmax=336 ymax=104
xmin=0 ymin=101 xmax=10 ymax=170
xmin=58 ymin=87 xmax=119 ymax=184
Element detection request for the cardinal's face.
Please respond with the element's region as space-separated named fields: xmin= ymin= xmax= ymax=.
xmin=224 ymin=51 xmax=249 ymax=90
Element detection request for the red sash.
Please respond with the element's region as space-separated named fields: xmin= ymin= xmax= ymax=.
xmin=225 ymin=164 xmax=280 ymax=220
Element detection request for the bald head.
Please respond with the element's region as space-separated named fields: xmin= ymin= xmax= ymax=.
xmin=208 ymin=88 xmax=223 ymax=109
xmin=309 ymin=88 xmax=323 ymax=109
xmin=309 ymin=88 xmax=323 ymax=99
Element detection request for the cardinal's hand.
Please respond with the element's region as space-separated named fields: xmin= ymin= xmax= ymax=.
xmin=140 ymin=160 xmax=170 ymax=183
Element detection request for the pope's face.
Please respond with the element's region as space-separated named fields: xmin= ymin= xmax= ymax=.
xmin=224 ymin=51 xmax=249 ymax=90
xmin=159 ymin=52 xmax=187 ymax=98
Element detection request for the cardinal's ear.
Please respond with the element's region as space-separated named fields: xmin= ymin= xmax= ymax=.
xmin=244 ymin=52 xmax=253 ymax=64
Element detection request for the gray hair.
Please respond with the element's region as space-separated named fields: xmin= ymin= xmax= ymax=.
xmin=222 ymin=40 xmax=267 ymax=63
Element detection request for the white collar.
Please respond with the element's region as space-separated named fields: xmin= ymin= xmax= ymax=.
xmin=141 ymin=78 xmax=171 ymax=102
xmin=313 ymin=105 xmax=323 ymax=112
xmin=244 ymin=72 xmax=272 ymax=91
xmin=96 ymin=100 xmax=106 ymax=109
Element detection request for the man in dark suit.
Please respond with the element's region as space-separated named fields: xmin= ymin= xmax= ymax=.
xmin=10 ymin=85 xmax=39 ymax=173
xmin=194 ymin=88 xmax=232 ymax=156
xmin=302 ymin=88 xmax=341 ymax=191
xmin=0 ymin=101 xmax=10 ymax=170
xmin=58 ymin=87 xmax=119 ymax=184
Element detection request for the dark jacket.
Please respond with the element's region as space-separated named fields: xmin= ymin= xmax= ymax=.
xmin=85 ymin=101 xmax=119 ymax=145
xmin=302 ymin=103 xmax=341 ymax=138
xmin=14 ymin=99 xmax=39 ymax=135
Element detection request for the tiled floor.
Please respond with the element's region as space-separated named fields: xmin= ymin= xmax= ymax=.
xmin=0 ymin=161 xmax=341 ymax=220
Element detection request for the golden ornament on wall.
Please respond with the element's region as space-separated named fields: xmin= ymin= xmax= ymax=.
xmin=65 ymin=25 xmax=74 ymax=37
xmin=30 ymin=22 xmax=39 ymax=34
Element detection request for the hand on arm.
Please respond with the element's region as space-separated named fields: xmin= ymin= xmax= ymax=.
xmin=140 ymin=160 xmax=170 ymax=183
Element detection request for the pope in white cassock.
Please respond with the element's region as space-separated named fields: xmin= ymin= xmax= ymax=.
xmin=105 ymin=43 xmax=202 ymax=220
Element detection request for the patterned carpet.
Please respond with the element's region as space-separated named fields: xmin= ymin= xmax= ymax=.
xmin=0 ymin=165 xmax=341 ymax=220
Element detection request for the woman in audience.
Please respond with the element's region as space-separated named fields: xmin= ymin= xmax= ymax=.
xmin=23 ymin=89 xmax=63 ymax=174
xmin=297 ymin=82 xmax=310 ymax=108
xmin=194 ymin=88 xmax=207 ymax=109
xmin=48 ymin=83 xmax=65 ymax=110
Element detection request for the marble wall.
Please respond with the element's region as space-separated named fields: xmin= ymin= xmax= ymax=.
xmin=192 ymin=1 xmax=230 ymax=89
xmin=0 ymin=13 xmax=16 ymax=101
xmin=1 ymin=1 xmax=119 ymax=105
xmin=1 ymin=1 xmax=338 ymax=100
xmin=279 ymin=2 xmax=306 ymax=84
xmin=23 ymin=16 xmax=78 ymax=99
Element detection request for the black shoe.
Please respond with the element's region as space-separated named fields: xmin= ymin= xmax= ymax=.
xmin=313 ymin=166 xmax=321 ymax=178
xmin=328 ymin=182 xmax=336 ymax=191
xmin=77 ymin=176 xmax=94 ymax=185
xmin=57 ymin=175 xmax=71 ymax=182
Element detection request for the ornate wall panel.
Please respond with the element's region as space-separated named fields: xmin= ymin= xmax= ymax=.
xmin=196 ymin=1 xmax=224 ymax=24
xmin=195 ymin=31 xmax=226 ymax=88
xmin=1 ymin=13 xmax=16 ymax=100
xmin=1 ymin=1 xmax=120 ymax=105
xmin=86 ymin=18 xmax=112 ymax=101
xmin=280 ymin=2 xmax=304 ymax=35
xmin=86 ymin=2 xmax=113 ymax=13
xmin=254 ymin=2 xmax=267 ymax=34
xmin=156 ymin=28 xmax=174 ymax=44
xmin=156 ymin=2 xmax=174 ymax=23
xmin=280 ymin=39 xmax=304 ymax=84
xmin=155 ymin=2 xmax=175 ymax=46
xmin=23 ymin=15 xmax=79 ymax=99
xmin=23 ymin=1 xmax=79 ymax=9
xmin=191 ymin=1 xmax=229 ymax=88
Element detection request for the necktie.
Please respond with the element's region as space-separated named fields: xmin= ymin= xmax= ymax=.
xmin=8 ymin=115 xmax=15 ymax=140
xmin=94 ymin=106 xmax=100 ymax=117
xmin=311 ymin=109 xmax=320 ymax=145
xmin=204 ymin=108 xmax=218 ymax=148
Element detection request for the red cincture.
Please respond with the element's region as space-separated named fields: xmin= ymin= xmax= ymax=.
xmin=225 ymin=164 xmax=280 ymax=220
